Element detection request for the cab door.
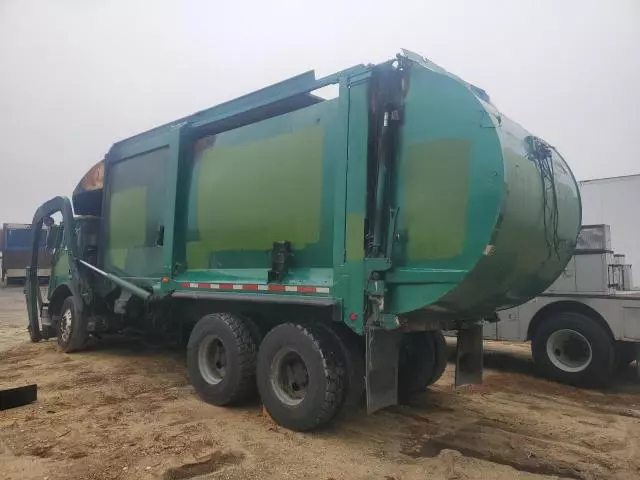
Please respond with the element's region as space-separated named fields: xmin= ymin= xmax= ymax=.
xmin=47 ymin=223 xmax=71 ymax=299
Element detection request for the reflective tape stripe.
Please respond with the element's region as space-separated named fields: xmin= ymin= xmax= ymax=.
xmin=179 ymin=282 xmax=330 ymax=294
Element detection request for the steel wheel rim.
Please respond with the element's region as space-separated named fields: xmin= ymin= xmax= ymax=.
xmin=546 ymin=329 xmax=593 ymax=373
xmin=271 ymin=348 xmax=309 ymax=406
xmin=198 ymin=335 xmax=228 ymax=385
xmin=59 ymin=308 xmax=73 ymax=343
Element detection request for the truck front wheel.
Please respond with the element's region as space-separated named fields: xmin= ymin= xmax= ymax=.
xmin=531 ymin=312 xmax=615 ymax=388
xmin=257 ymin=323 xmax=345 ymax=431
xmin=57 ymin=296 xmax=88 ymax=353
xmin=187 ymin=313 xmax=258 ymax=406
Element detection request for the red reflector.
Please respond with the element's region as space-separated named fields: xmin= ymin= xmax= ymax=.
xmin=349 ymin=313 xmax=358 ymax=321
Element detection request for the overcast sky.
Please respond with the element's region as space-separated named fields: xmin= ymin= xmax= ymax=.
xmin=1 ymin=0 xmax=638 ymax=224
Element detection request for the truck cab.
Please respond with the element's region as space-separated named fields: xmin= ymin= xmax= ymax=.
xmin=25 ymin=161 xmax=114 ymax=346
xmin=44 ymin=214 xmax=101 ymax=321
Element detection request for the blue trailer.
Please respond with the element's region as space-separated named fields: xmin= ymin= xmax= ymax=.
xmin=1 ymin=223 xmax=51 ymax=284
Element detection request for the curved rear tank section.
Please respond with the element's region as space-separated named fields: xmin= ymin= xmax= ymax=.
xmin=389 ymin=53 xmax=581 ymax=319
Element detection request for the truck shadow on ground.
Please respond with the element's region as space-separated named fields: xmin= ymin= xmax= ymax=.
xmin=82 ymin=333 xmax=640 ymax=399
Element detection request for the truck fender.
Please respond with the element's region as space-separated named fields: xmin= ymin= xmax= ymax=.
xmin=526 ymin=300 xmax=614 ymax=342
xmin=48 ymin=283 xmax=74 ymax=318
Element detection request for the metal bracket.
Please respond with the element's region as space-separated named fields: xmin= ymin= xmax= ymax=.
xmin=455 ymin=324 xmax=484 ymax=387
xmin=114 ymin=290 xmax=133 ymax=315
xmin=268 ymin=241 xmax=293 ymax=282
xmin=366 ymin=278 xmax=385 ymax=297
xmin=365 ymin=257 xmax=392 ymax=273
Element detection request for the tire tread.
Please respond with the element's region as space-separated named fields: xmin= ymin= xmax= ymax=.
xmin=258 ymin=322 xmax=345 ymax=431
xmin=187 ymin=313 xmax=258 ymax=405
xmin=58 ymin=296 xmax=88 ymax=353
xmin=292 ymin=323 xmax=344 ymax=430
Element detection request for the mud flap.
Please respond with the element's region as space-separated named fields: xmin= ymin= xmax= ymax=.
xmin=455 ymin=324 xmax=484 ymax=387
xmin=365 ymin=327 xmax=402 ymax=413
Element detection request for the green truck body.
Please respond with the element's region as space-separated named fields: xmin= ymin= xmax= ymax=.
xmin=26 ymin=50 xmax=581 ymax=431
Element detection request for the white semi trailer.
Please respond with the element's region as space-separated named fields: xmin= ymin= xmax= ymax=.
xmin=580 ymin=174 xmax=640 ymax=288
xmin=484 ymin=224 xmax=640 ymax=387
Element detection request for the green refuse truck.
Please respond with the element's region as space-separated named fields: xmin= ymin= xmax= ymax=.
xmin=25 ymin=49 xmax=581 ymax=431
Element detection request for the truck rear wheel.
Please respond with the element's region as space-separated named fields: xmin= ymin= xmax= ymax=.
xmin=187 ymin=313 xmax=258 ymax=406
xmin=57 ymin=296 xmax=88 ymax=353
xmin=398 ymin=330 xmax=448 ymax=400
xmin=531 ymin=312 xmax=615 ymax=388
xmin=257 ymin=323 xmax=345 ymax=431
xmin=317 ymin=322 xmax=365 ymax=408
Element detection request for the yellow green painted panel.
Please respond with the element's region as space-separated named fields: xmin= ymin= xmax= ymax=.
xmin=345 ymin=212 xmax=364 ymax=261
xmin=108 ymin=187 xmax=147 ymax=270
xmin=405 ymin=139 xmax=470 ymax=260
xmin=196 ymin=126 xmax=324 ymax=252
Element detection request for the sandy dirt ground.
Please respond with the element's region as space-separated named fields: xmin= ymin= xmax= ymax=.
xmin=1 ymin=286 xmax=640 ymax=480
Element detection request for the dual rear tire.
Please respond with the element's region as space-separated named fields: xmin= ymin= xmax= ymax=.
xmin=398 ymin=330 xmax=448 ymax=399
xmin=187 ymin=313 xmax=448 ymax=431
xmin=187 ymin=313 xmax=259 ymax=406
xmin=257 ymin=323 xmax=345 ymax=431
xmin=187 ymin=315 xmax=347 ymax=431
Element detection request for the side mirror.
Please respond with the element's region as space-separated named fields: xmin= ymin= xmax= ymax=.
xmin=46 ymin=225 xmax=60 ymax=251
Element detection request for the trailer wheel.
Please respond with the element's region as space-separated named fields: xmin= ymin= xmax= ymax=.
xmin=398 ymin=330 xmax=448 ymax=400
xmin=57 ymin=296 xmax=88 ymax=353
xmin=531 ymin=312 xmax=615 ymax=388
xmin=257 ymin=323 xmax=345 ymax=431
xmin=187 ymin=313 xmax=258 ymax=406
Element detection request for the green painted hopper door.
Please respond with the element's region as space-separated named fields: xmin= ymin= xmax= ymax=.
xmin=184 ymin=99 xmax=339 ymax=287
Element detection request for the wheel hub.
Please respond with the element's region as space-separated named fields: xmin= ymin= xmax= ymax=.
xmin=271 ymin=348 xmax=309 ymax=406
xmin=60 ymin=308 xmax=73 ymax=342
xmin=198 ymin=335 xmax=228 ymax=385
xmin=546 ymin=329 xmax=592 ymax=373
